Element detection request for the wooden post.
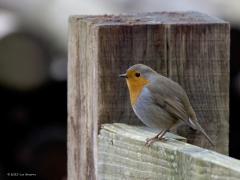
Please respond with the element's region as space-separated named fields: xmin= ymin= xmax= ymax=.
xmin=68 ymin=12 xmax=230 ymax=180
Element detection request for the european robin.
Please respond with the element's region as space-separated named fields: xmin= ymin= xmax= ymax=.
xmin=120 ymin=64 xmax=214 ymax=146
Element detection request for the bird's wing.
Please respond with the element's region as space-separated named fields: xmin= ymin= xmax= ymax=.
xmin=154 ymin=91 xmax=214 ymax=144
xmin=146 ymin=82 xmax=197 ymax=129
xmin=146 ymin=77 xmax=214 ymax=144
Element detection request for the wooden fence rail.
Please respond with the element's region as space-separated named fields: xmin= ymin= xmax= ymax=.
xmin=68 ymin=12 xmax=230 ymax=179
xmin=98 ymin=123 xmax=240 ymax=180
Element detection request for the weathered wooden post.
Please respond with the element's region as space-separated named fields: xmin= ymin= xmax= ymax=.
xmin=68 ymin=12 xmax=230 ymax=179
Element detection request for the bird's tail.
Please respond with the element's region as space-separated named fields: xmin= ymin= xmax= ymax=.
xmin=195 ymin=121 xmax=215 ymax=146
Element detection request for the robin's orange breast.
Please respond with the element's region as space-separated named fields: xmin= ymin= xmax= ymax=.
xmin=126 ymin=77 xmax=149 ymax=105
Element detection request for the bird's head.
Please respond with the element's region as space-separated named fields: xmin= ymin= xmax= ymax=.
xmin=119 ymin=64 xmax=157 ymax=105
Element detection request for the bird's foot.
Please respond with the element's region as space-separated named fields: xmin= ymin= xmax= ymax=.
xmin=145 ymin=137 xmax=167 ymax=147
xmin=145 ymin=137 xmax=158 ymax=147
xmin=145 ymin=129 xmax=169 ymax=147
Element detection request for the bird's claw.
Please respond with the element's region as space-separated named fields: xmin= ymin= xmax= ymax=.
xmin=145 ymin=137 xmax=167 ymax=147
xmin=145 ymin=137 xmax=158 ymax=147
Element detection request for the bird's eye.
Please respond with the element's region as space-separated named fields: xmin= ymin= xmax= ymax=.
xmin=135 ymin=72 xmax=140 ymax=77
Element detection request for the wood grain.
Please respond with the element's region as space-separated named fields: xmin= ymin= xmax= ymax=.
xmin=168 ymin=23 xmax=230 ymax=153
xmin=68 ymin=18 xmax=99 ymax=180
xmin=98 ymin=123 xmax=240 ymax=180
xmin=68 ymin=12 xmax=230 ymax=180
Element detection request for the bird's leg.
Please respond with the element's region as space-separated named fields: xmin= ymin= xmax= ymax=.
xmin=145 ymin=129 xmax=168 ymax=147
xmin=157 ymin=129 xmax=169 ymax=139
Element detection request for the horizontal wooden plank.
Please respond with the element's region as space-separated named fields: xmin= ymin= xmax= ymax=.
xmin=98 ymin=123 xmax=240 ymax=180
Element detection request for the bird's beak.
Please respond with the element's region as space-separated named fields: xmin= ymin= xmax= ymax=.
xmin=119 ymin=73 xmax=128 ymax=78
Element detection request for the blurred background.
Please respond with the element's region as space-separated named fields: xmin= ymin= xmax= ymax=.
xmin=0 ymin=0 xmax=239 ymax=179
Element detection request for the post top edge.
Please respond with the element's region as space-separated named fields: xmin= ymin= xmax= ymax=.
xmin=69 ymin=11 xmax=228 ymax=26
